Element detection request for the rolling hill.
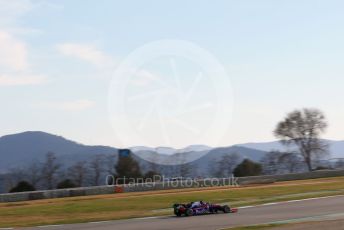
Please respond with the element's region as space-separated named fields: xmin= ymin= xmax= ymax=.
xmin=0 ymin=131 xmax=342 ymax=175
xmin=0 ymin=131 xmax=118 ymax=173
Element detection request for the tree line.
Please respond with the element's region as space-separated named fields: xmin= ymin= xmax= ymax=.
xmin=7 ymin=152 xmax=117 ymax=192
xmin=6 ymin=108 xmax=341 ymax=193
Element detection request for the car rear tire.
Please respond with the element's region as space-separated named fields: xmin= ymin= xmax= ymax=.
xmin=185 ymin=208 xmax=193 ymax=216
xmin=223 ymin=205 xmax=231 ymax=213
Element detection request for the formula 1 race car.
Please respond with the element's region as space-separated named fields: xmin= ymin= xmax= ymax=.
xmin=173 ymin=201 xmax=238 ymax=217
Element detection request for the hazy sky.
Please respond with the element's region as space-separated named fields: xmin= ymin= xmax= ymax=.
xmin=0 ymin=0 xmax=343 ymax=148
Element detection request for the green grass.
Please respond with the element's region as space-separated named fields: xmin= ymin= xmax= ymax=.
xmin=1 ymin=177 xmax=344 ymax=227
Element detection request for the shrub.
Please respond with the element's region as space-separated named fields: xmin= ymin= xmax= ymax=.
xmin=9 ymin=181 xmax=35 ymax=193
xmin=57 ymin=179 xmax=76 ymax=189
xmin=233 ymin=159 xmax=262 ymax=177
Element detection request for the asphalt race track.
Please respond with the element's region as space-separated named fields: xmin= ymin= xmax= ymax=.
xmin=26 ymin=195 xmax=344 ymax=230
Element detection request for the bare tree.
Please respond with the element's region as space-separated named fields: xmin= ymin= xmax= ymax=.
xmin=140 ymin=156 xmax=162 ymax=178
xmin=261 ymin=151 xmax=301 ymax=175
xmin=274 ymin=108 xmax=328 ymax=171
xmin=215 ymin=153 xmax=241 ymax=177
xmin=89 ymin=155 xmax=105 ymax=186
xmin=68 ymin=161 xmax=87 ymax=187
xmin=260 ymin=151 xmax=281 ymax=175
xmin=6 ymin=167 xmax=25 ymax=191
xmin=42 ymin=152 xmax=60 ymax=189
xmin=146 ymin=162 xmax=162 ymax=176
xmin=177 ymin=153 xmax=191 ymax=178
xmin=106 ymin=154 xmax=117 ymax=175
xmin=335 ymin=159 xmax=344 ymax=169
xmin=278 ymin=152 xmax=301 ymax=173
xmin=179 ymin=163 xmax=191 ymax=178
xmin=145 ymin=153 xmax=162 ymax=175
xmin=26 ymin=162 xmax=42 ymax=188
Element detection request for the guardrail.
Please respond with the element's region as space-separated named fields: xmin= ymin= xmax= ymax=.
xmin=1 ymin=169 xmax=344 ymax=203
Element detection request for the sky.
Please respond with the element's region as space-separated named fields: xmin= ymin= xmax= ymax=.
xmin=0 ymin=0 xmax=343 ymax=148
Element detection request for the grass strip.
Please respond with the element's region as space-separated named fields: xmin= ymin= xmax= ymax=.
xmin=1 ymin=177 xmax=344 ymax=227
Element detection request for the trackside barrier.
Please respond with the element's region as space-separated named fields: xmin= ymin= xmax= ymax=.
xmin=114 ymin=186 xmax=124 ymax=193
xmin=0 ymin=186 xmax=115 ymax=202
xmin=1 ymin=169 xmax=344 ymax=202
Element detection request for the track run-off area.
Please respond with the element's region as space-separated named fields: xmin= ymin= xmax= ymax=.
xmin=22 ymin=195 xmax=344 ymax=230
xmin=2 ymin=177 xmax=344 ymax=229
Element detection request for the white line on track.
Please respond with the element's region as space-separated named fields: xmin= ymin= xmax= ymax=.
xmin=89 ymin=221 xmax=111 ymax=224
xmin=37 ymin=225 xmax=64 ymax=228
xmin=133 ymin=216 xmax=160 ymax=220
xmin=237 ymin=205 xmax=254 ymax=209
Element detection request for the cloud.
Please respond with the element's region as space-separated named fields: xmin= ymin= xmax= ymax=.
xmin=0 ymin=1 xmax=50 ymax=87
xmin=0 ymin=0 xmax=34 ymax=25
xmin=0 ymin=1 xmax=32 ymax=72
xmin=37 ymin=99 xmax=95 ymax=111
xmin=0 ymin=30 xmax=28 ymax=71
xmin=0 ymin=74 xmax=46 ymax=86
xmin=0 ymin=30 xmax=47 ymax=87
xmin=56 ymin=43 xmax=114 ymax=68
xmin=0 ymin=0 xmax=59 ymax=34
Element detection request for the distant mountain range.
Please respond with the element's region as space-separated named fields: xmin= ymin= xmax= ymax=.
xmin=130 ymin=145 xmax=212 ymax=155
xmin=0 ymin=131 xmax=343 ymax=174
xmin=0 ymin=131 xmax=118 ymax=173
